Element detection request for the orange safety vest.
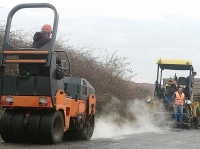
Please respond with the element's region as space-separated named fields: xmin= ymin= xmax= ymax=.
xmin=174 ymin=92 xmax=185 ymax=106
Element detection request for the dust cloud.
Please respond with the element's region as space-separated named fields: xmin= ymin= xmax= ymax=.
xmin=92 ymin=99 xmax=170 ymax=139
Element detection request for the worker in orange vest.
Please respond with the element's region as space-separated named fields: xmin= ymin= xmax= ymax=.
xmin=172 ymin=86 xmax=185 ymax=123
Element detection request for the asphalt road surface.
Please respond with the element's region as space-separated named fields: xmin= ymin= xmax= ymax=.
xmin=0 ymin=128 xmax=200 ymax=149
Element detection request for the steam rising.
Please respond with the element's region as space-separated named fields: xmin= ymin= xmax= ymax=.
xmin=92 ymin=99 xmax=169 ymax=139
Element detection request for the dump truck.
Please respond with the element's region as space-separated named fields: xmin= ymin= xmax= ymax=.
xmin=0 ymin=3 xmax=96 ymax=144
xmin=147 ymin=58 xmax=200 ymax=128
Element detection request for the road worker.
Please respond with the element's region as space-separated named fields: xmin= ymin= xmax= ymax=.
xmin=32 ymin=24 xmax=61 ymax=65
xmin=165 ymin=79 xmax=177 ymax=103
xmin=32 ymin=24 xmax=64 ymax=79
xmin=186 ymin=71 xmax=197 ymax=98
xmin=32 ymin=24 xmax=52 ymax=48
xmin=172 ymin=86 xmax=185 ymax=123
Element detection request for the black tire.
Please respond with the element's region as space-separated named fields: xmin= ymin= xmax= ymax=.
xmin=185 ymin=105 xmax=193 ymax=129
xmin=28 ymin=111 xmax=42 ymax=143
xmin=80 ymin=116 xmax=95 ymax=140
xmin=11 ymin=111 xmax=25 ymax=143
xmin=40 ymin=110 xmax=64 ymax=144
xmin=187 ymin=117 xmax=193 ymax=129
xmin=64 ymin=116 xmax=95 ymax=140
xmin=0 ymin=109 xmax=13 ymax=142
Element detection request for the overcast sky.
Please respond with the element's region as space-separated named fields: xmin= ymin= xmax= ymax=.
xmin=1 ymin=0 xmax=200 ymax=83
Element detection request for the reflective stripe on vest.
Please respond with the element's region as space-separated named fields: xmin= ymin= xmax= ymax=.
xmin=175 ymin=92 xmax=185 ymax=106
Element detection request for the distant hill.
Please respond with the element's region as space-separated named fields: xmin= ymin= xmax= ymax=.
xmin=136 ymin=83 xmax=155 ymax=96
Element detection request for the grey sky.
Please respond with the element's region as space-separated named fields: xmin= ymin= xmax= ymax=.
xmin=1 ymin=0 xmax=200 ymax=83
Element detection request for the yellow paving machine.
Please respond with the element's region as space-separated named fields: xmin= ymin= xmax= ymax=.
xmin=148 ymin=58 xmax=200 ymax=128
